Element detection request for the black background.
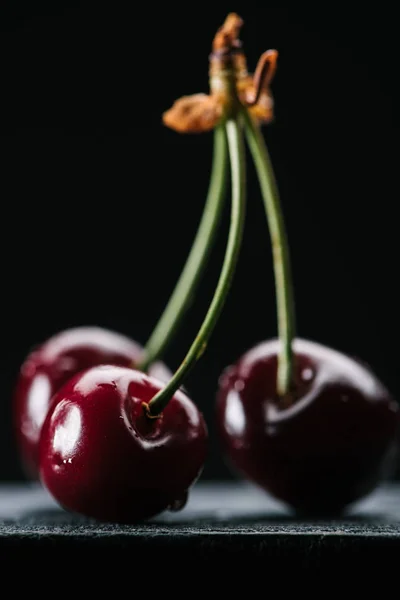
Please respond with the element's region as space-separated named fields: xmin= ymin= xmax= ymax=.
xmin=0 ymin=2 xmax=399 ymax=481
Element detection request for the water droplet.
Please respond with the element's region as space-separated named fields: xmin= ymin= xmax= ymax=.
xmin=168 ymin=491 xmax=188 ymax=512
xmin=301 ymin=367 xmax=314 ymax=382
xmin=234 ymin=379 xmax=245 ymax=392
xmin=58 ymin=356 xmax=77 ymax=372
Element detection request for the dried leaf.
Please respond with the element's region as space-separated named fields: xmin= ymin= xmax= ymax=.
xmin=212 ymin=13 xmax=244 ymax=53
xmin=162 ymin=93 xmax=224 ymax=133
xmin=248 ymin=89 xmax=274 ymax=124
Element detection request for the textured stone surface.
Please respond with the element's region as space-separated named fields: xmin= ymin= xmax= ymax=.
xmin=2 ymin=481 xmax=400 ymax=576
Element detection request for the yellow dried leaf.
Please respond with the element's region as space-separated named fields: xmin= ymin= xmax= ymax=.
xmin=248 ymin=89 xmax=274 ymax=124
xmin=162 ymin=93 xmax=224 ymax=134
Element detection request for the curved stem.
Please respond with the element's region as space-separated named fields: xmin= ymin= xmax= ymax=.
xmin=146 ymin=117 xmax=246 ymax=416
xmin=138 ymin=126 xmax=228 ymax=372
xmin=241 ymin=107 xmax=296 ymax=397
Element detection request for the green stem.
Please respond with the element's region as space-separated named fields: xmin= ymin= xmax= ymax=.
xmin=241 ymin=107 xmax=296 ymax=397
xmin=146 ymin=117 xmax=246 ymax=416
xmin=138 ymin=126 xmax=228 ymax=372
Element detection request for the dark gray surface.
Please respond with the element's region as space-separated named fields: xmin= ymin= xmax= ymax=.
xmin=2 ymin=481 xmax=400 ymax=532
xmin=2 ymin=481 xmax=400 ymax=575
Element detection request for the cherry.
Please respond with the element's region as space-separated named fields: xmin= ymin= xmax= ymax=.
xmin=14 ymin=326 xmax=171 ymax=478
xmin=39 ymin=19 xmax=255 ymax=523
xmin=15 ymin=15 xmax=247 ymax=517
xmin=198 ymin=16 xmax=400 ymax=514
xmin=39 ymin=365 xmax=207 ymax=523
xmin=217 ymin=338 xmax=399 ymax=514
xmin=37 ymin=16 xmax=250 ymax=523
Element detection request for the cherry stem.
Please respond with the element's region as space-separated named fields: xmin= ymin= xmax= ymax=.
xmin=137 ymin=126 xmax=228 ymax=372
xmin=146 ymin=117 xmax=246 ymax=416
xmin=241 ymin=107 xmax=296 ymax=397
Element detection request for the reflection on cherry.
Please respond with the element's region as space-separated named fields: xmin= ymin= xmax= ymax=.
xmin=14 ymin=327 xmax=170 ymax=478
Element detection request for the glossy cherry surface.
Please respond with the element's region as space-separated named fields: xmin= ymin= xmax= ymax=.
xmin=39 ymin=365 xmax=207 ymax=523
xmin=14 ymin=326 xmax=171 ymax=478
xmin=217 ymin=338 xmax=399 ymax=514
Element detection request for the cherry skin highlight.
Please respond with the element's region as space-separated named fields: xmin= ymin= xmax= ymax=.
xmin=216 ymin=338 xmax=399 ymax=515
xmin=39 ymin=365 xmax=207 ymax=523
xmin=14 ymin=326 xmax=171 ymax=478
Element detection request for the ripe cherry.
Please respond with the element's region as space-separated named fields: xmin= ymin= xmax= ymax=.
xmin=39 ymin=365 xmax=207 ymax=523
xmin=37 ymin=18 xmax=249 ymax=523
xmin=217 ymin=338 xmax=399 ymax=514
xmin=211 ymin=59 xmax=400 ymax=515
xmin=14 ymin=326 xmax=171 ymax=478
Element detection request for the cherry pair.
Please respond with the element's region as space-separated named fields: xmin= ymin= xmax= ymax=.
xmin=12 ymin=14 xmax=399 ymax=524
xmin=14 ymin=327 xmax=205 ymax=522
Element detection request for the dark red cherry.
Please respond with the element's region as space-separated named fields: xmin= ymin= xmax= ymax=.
xmin=39 ymin=365 xmax=207 ymax=523
xmin=216 ymin=338 xmax=399 ymax=515
xmin=14 ymin=327 xmax=171 ymax=479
